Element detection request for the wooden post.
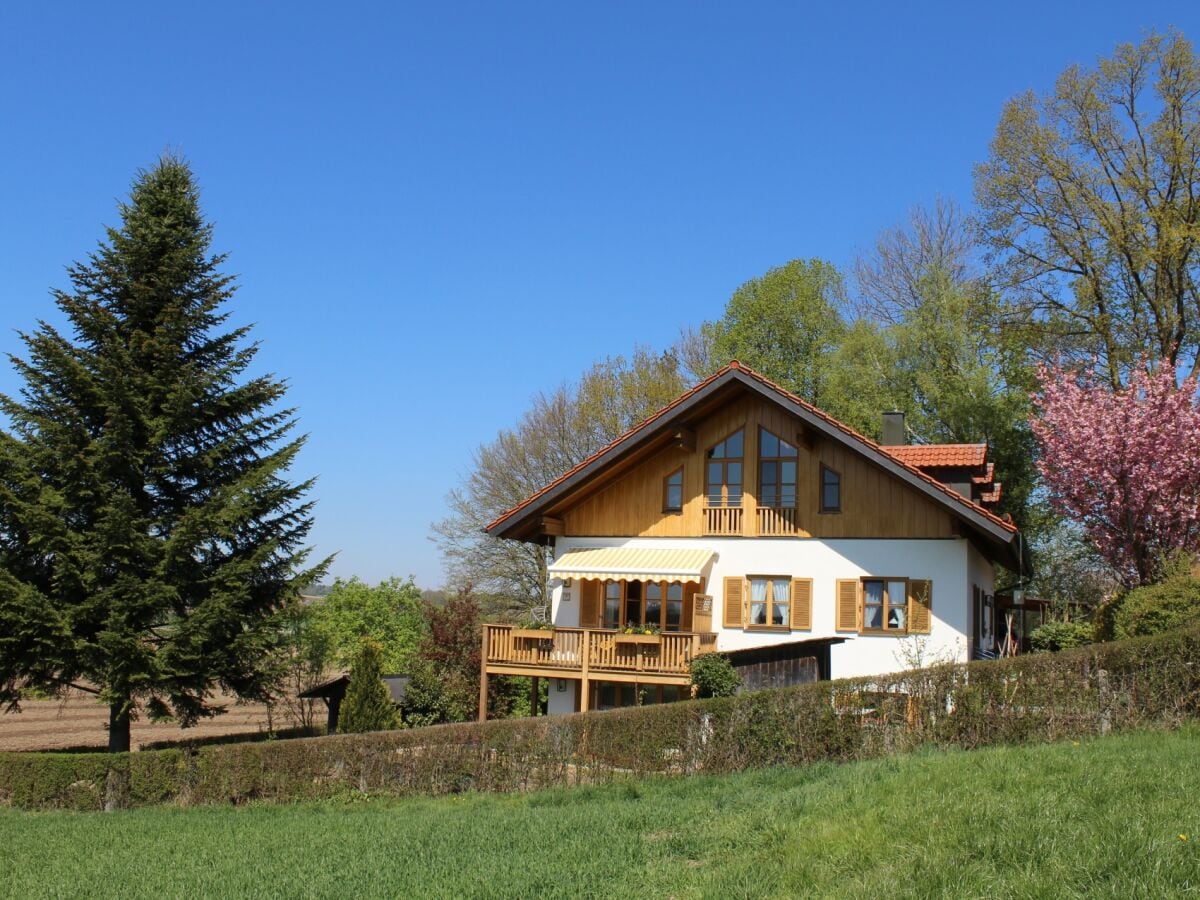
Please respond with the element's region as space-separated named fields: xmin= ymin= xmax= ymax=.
xmin=478 ymin=626 xmax=490 ymax=722
xmin=530 ymin=676 xmax=539 ymax=717
xmin=579 ymin=629 xmax=591 ymax=712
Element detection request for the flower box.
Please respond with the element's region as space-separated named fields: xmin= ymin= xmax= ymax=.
xmin=512 ymin=628 xmax=555 ymax=640
xmin=614 ymin=632 xmax=660 ymax=645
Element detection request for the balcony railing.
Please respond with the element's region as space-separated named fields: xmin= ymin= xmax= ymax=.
xmin=483 ymin=625 xmax=718 ymax=678
xmin=756 ymin=505 xmax=799 ymax=536
xmin=704 ymin=504 xmax=743 ymax=535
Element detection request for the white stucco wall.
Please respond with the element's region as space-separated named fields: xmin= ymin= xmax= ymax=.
xmin=546 ymin=679 xmax=577 ymax=715
xmin=548 ymin=534 xmax=981 ymax=686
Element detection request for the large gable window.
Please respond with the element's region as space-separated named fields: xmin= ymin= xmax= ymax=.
xmin=706 ymin=429 xmax=744 ymax=508
xmin=758 ymin=427 xmax=798 ymax=508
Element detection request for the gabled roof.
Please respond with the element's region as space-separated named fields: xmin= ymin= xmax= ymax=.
xmin=486 ymin=361 xmax=1023 ymax=567
xmin=887 ymin=444 xmax=987 ymax=469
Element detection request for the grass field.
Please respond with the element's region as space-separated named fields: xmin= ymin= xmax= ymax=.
xmin=1 ymin=727 xmax=1198 ymax=898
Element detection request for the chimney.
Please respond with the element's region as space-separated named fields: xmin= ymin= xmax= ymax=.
xmin=882 ymin=411 xmax=906 ymax=446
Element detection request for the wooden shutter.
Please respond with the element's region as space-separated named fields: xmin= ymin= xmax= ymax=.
xmin=835 ymin=579 xmax=860 ymax=632
xmin=908 ymin=579 xmax=933 ymax=634
xmin=579 ymin=579 xmax=600 ymax=627
xmin=790 ymin=578 xmax=812 ymax=631
xmin=723 ymin=576 xmax=744 ymax=629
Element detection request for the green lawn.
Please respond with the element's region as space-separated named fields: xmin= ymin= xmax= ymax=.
xmin=2 ymin=728 xmax=1198 ymax=899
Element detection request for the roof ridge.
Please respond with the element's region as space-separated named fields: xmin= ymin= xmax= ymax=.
xmin=486 ymin=361 xmax=1016 ymax=535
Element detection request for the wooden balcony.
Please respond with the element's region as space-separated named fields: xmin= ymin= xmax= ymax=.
xmin=482 ymin=624 xmax=718 ymax=682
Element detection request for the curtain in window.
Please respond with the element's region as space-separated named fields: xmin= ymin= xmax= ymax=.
xmin=749 ymin=578 xmax=767 ymax=625
xmin=771 ymin=579 xmax=789 ymax=626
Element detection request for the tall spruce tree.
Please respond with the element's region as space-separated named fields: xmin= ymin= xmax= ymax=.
xmin=0 ymin=157 xmax=327 ymax=751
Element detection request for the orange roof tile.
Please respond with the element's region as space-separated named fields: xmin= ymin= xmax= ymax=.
xmin=973 ymin=462 xmax=996 ymax=485
xmin=886 ymin=444 xmax=988 ymax=469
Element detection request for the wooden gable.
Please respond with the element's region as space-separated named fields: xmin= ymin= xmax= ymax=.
xmin=561 ymin=392 xmax=956 ymax=539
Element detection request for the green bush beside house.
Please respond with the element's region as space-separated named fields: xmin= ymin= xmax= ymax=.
xmin=1114 ymin=573 xmax=1200 ymax=639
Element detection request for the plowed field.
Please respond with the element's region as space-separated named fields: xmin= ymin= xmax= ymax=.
xmin=0 ymin=689 xmax=279 ymax=751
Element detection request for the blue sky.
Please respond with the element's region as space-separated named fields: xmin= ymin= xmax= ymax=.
xmin=1 ymin=3 xmax=1196 ymax=588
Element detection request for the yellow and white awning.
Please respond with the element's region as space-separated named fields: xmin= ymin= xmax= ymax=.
xmin=548 ymin=547 xmax=715 ymax=584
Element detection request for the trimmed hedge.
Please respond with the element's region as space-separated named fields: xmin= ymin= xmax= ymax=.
xmin=3 ymin=626 xmax=1200 ymax=811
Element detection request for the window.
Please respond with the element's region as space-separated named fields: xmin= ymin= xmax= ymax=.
xmin=862 ymin=579 xmax=908 ymax=632
xmin=820 ymin=465 xmax=841 ymax=513
xmin=836 ymin=578 xmax=931 ymax=635
xmin=748 ymin=576 xmax=790 ymax=628
xmin=603 ymin=580 xmax=622 ymax=628
xmin=758 ymin=427 xmax=798 ymax=508
xmin=663 ymin=467 xmax=683 ymax=512
xmin=603 ymin=579 xmax=690 ymax=631
xmin=706 ymin=429 xmax=744 ymax=507
xmin=592 ymin=682 xmax=684 ymax=710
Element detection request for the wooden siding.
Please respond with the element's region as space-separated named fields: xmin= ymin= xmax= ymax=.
xmin=561 ymin=393 xmax=957 ymax=539
xmin=736 ymin=654 xmax=819 ymax=691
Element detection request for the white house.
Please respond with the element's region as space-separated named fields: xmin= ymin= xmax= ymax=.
xmin=478 ymin=361 xmax=1025 ymax=718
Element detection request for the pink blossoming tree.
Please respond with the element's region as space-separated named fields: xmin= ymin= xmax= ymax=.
xmin=1032 ymin=361 xmax=1200 ymax=587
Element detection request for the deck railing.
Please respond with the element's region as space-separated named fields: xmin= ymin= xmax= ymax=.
xmin=483 ymin=625 xmax=718 ymax=677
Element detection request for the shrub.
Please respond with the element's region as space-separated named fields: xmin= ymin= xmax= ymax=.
xmin=1030 ymin=620 xmax=1093 ymax=652
xmin=4 ymin=626 xmax=1200 ymax=811
xmin=338 ymin=639 xmax=399 ymax=734
xmin=1114 ymin=573 xmax=1200 ymax=638
xmin=690 ymin=654 xmax=740 ymax=698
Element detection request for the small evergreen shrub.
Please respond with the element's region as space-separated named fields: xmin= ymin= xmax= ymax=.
xmin=1114 ymin=574 xmax=1200 ymax=639
xmin=690 ymin=654 xmax=740 ymax=698
xmin=338 ymin=639 xmax=399 ymax=734
xmin=1030 ymin=620 xmax=1093 ymax=652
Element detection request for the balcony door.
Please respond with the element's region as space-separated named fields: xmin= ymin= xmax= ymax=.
xmin=601 ymin=579 xmax=691 ymax=631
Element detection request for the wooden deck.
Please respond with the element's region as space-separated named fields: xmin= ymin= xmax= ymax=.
xmin=479 ymin=625 xmax=718 ymax=718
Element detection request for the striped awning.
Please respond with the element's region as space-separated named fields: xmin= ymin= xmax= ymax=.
xmin=548 ymin=547 xmax=715 ymax=584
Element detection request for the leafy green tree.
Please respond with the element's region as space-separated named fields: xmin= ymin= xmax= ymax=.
xmin=309 ymin=577 xmax=425 ymax=674
xmin=702 ymin=259 xmax=848 ymax=407
xmin=337 ymin=639 xmax=399 ymax=734
xmin=852 ymin=201 xmax=1039 ymax=528
xmin=976 ymin=29 xmax=1200 ymax=387
xmin=433 ymin=347 xmax=686 ymax=612
xmin=0 ymin=157 xmax=325 ymax=752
